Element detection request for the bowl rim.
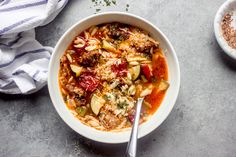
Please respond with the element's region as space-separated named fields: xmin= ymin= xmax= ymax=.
xmin=48 ymin=11 xmax=180 ymax=144
xmin=214 ymin=0 xmax=236 ymax=60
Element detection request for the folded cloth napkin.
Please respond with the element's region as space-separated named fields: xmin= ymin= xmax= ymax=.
xmin=0 ymin=0 xmax=68 ymax=94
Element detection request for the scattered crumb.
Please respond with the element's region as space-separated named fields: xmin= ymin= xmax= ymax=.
xmin=90 ymin=0 xmax=130 ymax=13
xmin=126 ymin=4 xmax=129 ymax=11
xmin=91 ymin=0 xmax=117 ymax=7
xmin=112 ymin=0 xmax=116 ymax=5
xmin=96 ymin=8 xmax=101 ymax=12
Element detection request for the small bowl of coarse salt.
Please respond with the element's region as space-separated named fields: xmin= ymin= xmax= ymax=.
xmin=214 ymin=0 xmax=236 ymax=60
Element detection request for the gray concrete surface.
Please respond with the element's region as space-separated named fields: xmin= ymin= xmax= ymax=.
xmin=1 ymin=0 xmax=236 ymax=157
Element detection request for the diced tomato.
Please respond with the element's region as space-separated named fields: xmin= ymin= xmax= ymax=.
xmin=79 ymin=73 xmax=99 ymax=92
xmin=128 ymin=114 xmax=134 ymax=123
xmin=111 ymin=60 xmax=128 ymax=77
xmin=141 ymin=64 xmax=153 ymax=81
xmin=79 ymin=32 xmax=86 ymax=39
xmin=128 ymin=109 xmax=136 ymax=123
xmin=75 ymin=47 xmax=85 ymax=53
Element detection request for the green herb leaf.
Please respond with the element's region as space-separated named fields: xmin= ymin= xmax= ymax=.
xmin=76 ymin=106 xmax=88 ymax=117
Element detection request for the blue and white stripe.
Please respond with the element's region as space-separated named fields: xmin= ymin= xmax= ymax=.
xmin=0 ymin=0 xmax=67 ymax=94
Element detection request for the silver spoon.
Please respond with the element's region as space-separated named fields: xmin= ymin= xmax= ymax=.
xmin=125 ymin=98 xmax=144 ymax=157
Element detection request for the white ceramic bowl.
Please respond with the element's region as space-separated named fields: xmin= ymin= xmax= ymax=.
xmin=48 ymin=12 xmax=180 ymax=144
xmin=214 ymin=0 xmax=236 ymax=60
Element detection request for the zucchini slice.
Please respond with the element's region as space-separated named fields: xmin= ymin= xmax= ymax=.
xmin=140 ymin=87 xmax=153 ymax=97
xmin=90 ymin=94 xmax=105 ymax=115
xmin=158 ymin=80 xmax=169 ymax=91
xmin=102 ymin=40 xmax=116 ymax=52
xmin=70 ymin=65 xmax=83 ymax=77
xmin=129 ymin=65 xmax=140 ymax=80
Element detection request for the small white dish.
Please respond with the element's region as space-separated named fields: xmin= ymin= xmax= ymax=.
xmin=48 ymin=12 xmax=180 ymax=143
xmin=214 ymin=0 xmax=236 ymax=60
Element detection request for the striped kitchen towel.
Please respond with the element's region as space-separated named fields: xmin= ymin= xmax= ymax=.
xmin=0 ymin=0 xmax=67 ymax=94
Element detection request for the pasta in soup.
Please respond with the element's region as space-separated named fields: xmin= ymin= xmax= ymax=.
xmin=59 ymin=23 xmax=169 ymax=131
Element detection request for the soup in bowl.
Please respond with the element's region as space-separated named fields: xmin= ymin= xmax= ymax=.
xmin=48 ymin=12 xmax=180 ymax=143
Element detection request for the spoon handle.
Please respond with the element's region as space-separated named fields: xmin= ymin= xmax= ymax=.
xmin=125 ymin=98 xmax=144 ymax=157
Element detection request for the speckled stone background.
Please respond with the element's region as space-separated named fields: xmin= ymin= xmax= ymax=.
xmin=1 ymin=0 xmax=236 ymax=157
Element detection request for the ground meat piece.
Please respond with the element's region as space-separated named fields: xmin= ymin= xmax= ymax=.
xmin=60 ymin=55 xmax=67 ymax=63
xmin=79 ymin=50 xmax=100 ymax=67
xmin=74 ymin=97 xmax=86 ymax=106
xmin=60 ymin=56 xmax=71 ymax=75
xmin=108 ymin=23 xmax=130 ymax=40
xmin=59 ymin=59 xmax=72 ymax=87
xmin=129 ymin=31 xmax=159 ymax=52
xmin=73 ymin=86 xmax=86 ymax=97
xmin=59 ymin=76 xmax=67 ymax=87
xmin=65 ymin=84 xmax=86 ymax=97
xmin=99 ymin=111 xmax=123 ymax=129
xmin=65 ymin=84 xmax=75 ymax=93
